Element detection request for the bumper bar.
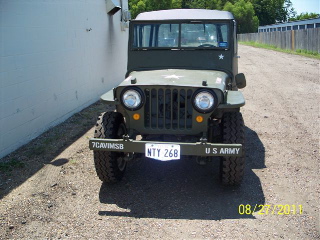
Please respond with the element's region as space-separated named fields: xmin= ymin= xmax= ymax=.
xmin=89 ymin=138 xmax=243 ymax=157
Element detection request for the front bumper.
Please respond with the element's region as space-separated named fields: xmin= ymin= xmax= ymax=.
xmin=89 ymin=138 xmax=243 ymax=157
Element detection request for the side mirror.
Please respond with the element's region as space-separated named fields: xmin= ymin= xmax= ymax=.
xmin=235 ymin=73 xmax=246 ymax=89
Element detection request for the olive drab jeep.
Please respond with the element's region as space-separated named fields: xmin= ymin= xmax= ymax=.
xmin=89 ymin=9 xmax=247 ymax=185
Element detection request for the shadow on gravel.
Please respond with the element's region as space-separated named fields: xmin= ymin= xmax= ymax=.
xmin=99 ymin=126 xmax=266 ymax=220
xmin=0 ymin=102 xmax=108 ymax=199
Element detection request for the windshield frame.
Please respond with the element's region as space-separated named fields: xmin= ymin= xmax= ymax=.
xmin=130 ymin=20 xmax=232 ymax=51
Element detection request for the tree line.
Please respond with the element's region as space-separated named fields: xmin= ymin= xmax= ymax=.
xmin=129 ymin=0 xmax=319 ymax=33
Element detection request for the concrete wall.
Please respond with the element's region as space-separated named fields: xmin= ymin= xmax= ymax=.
xmin=0 ymin=0 xmax=129 ymax=158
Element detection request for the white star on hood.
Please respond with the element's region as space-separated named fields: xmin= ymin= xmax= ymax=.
xmin=219 ymin=54 xmax=224 ymax=60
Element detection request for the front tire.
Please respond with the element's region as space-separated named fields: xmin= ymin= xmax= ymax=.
xmin=93 ymin=112 xmax=127 ymax=183
xmin=220 ymin=112 xmax=245 ymax=185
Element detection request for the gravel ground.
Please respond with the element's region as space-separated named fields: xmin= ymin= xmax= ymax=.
xmin=0 ymin=45 xmax=319 ymax=239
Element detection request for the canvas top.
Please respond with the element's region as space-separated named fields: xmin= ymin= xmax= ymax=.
xmin=134 ymin=9 xmax=234 ymax=21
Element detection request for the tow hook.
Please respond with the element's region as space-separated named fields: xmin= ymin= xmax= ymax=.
xmin=200 ymin=133 xmax=208 ymax=144
xmin=123 ymin=134 xmax=130 ymax=141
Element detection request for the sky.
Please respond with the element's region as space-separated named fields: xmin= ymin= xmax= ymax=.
xmin=290 ymin=0 xmax=320 ymax=15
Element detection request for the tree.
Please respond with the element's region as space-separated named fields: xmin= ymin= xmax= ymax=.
xmin=289 ymin=12 xmax=320 ymax=21
xmin=224 ymin=0 xmax=259 ymax=33
xmin=179 ymin=0 xmax=235 ymax=9
xmin=145 ymin=0 xmax=172 ymax=12
xmin=129 ymin=0 xmax=299 ymax=24
xmin=279 ymin=0 xmax=296 ymax=22
xmin=172 ymin=0 xmax=183 ymax=8
xmin=129 ymin=0 xmax=172 ymax=18
xmin=129 ymin=0 xmax=147 ymax=18
xmin=249 ymin=0 xmax=297 ymax=25
xmin=186 ymin=0 xmax=221 ymax=9
xmin=129 ymin=0 xmax=260 ymax=33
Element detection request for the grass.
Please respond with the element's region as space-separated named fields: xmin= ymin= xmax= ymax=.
xmin=26 ymin=145 xmax=47 ymax=158
xmin=239 ymin=41 xmax=320 ymax=60
xmin=0 ymin=158 xmax=25 ymax=172
xmin=25 ymin=133 xmax=66 ymax=158
xmin=69 ymin=158 xmax=77 ymax=164
xmin=43 ymin=133 xmax=62 ymax=145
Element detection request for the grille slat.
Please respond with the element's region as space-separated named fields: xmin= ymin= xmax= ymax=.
xmin=158 ymin=89 xmax=164 ymax=129
xmin=186 ymin=89 xmax=193 ymax=129
xmin=156 ymin=89 xmax=158 ymax=128
xmin=165 ymin=89 xmax=171 ymax=129
xmin=151 ymin=89 xmax=157 ymax=129
xmin=145 ymin=88 xmax=193 ymax=130
xmin=144 ymin=89 xmax=150 ymax=128
xmin=179 ymin=89 xmax=185 ymax=129
xmin=177 ymin=89 xmax=180 ymax=128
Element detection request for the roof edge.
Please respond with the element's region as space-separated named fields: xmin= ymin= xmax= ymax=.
xmin=134 ymin=9 xmax=234 ymax=21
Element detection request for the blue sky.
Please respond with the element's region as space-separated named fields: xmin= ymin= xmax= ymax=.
xmin=290 ymin=0 xmax=320 ymax=14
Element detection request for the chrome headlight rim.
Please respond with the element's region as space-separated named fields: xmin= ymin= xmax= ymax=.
xmin=192 ymin=89 xmax=217 ymax=113
xmin=120 ymin=87 xmax=144 ymax=111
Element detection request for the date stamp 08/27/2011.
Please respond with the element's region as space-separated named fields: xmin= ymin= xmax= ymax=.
xmin=239 ymin=204 xmax=303 ymax=215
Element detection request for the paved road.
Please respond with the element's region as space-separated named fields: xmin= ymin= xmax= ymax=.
xmin=1 ymin=45 xmax=319 ymax=239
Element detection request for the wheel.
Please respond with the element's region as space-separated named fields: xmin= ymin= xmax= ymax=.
xmin=93 ymin=112 xmax=127 ymax=183
xmin=220 ymin=112 xmax=245 ymax=185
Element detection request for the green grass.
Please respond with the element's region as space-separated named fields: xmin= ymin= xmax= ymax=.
xmin=25 ymin=133 xmax=64 ymax=157
xmin=239 ymin=41 xmax=320 ymax=59
xmin=0 ymin=158 xmax=25 ymax=172
xmin=69 ymin=158 xmax=77 ymax=164
xmin=42 ymin=133 xmax=61 ymax=145
xmin=25 ymin=145 xmax=47 ymax=158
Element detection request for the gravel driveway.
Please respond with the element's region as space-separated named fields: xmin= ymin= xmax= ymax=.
xmin=0 ymin=45 xmax=319 ymax=239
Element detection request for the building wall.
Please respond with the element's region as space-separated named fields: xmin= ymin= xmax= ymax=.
xmin=0 ymin=0 xmax=129 ymax=158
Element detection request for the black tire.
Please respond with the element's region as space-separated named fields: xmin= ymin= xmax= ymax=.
xmin=220 ymin=112 xmax=245 ymax=185
xmin=93 ymin=112 xmax=127 ymax=183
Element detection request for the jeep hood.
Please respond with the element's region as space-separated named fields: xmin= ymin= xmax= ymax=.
xmin=120 ymin=69 xmax=229 ymax=92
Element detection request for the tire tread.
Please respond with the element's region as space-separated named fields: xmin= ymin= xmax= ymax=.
xmin=93 ymin=112 xmax=125 ymax=183
xmin=220 ymin=112 xmax=245 ymax=185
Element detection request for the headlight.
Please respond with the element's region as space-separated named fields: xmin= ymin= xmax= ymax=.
xmin=121 ymin=89 xmax=142 ymax=110
xmin=193 ymin=90 xmax=215 ymax=112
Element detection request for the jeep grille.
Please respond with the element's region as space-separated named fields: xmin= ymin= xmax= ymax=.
xmin=144 ymin=88 xmax=193 ymax=130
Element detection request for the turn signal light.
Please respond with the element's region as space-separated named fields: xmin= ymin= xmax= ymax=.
xmin=133 ymin=113 xmax=140 ymax=120
xmin=196 ymin=115 xmax=203 ymax=123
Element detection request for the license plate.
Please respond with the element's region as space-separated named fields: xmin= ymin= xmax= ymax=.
xmin=145 ymin=143 xmax=180 ymax=161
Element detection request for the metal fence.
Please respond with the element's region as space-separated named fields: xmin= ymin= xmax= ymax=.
xmin=238 ymin=28 xmax=320 ymax=53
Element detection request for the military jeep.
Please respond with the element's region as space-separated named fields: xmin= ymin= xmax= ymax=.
xmin=89 ymin=9 xmax=247 ymax=185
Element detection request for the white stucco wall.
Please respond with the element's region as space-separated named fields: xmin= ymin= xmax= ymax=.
xmin=0 ymin=0 xmax=129 ymax=158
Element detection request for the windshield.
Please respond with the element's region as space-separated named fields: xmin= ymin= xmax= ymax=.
xmin=132 ymin=22 xmax=229 ymax=49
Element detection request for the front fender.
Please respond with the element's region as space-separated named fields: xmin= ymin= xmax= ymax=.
xmin=218 ymin=91 xmax=245 ymax=109
xmin=100 ymin=88 xmax=119 ymax=105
